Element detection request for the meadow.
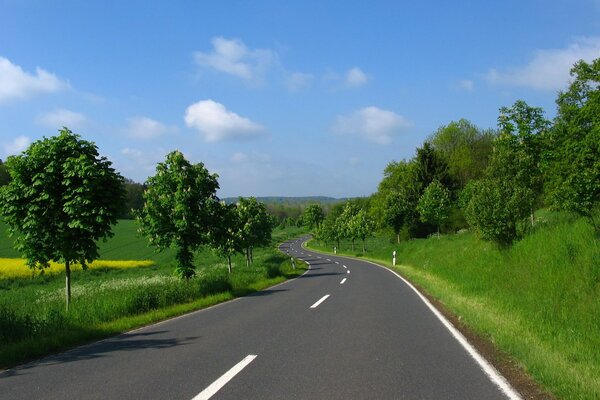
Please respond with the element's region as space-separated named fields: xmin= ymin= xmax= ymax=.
xmin=0 ymin=220 xmax=308 ymax=368
xmin=308 ymin=210 xmax=600 ymax=400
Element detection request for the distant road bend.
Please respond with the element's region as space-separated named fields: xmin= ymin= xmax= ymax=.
xmin=0 ymin=236 xmax=522 ymax=399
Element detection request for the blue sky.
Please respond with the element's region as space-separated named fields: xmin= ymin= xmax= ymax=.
xmin=1 ymin=1 xmax=599 ymax=197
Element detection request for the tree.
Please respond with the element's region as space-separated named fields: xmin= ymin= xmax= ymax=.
xmin=544 ymin=58 xmax=600 ymax=231
xmin=135 ymin=151 xmax=219 ymax=279
xmin=463 ymin=179 xmax=533 ymax=246
xmin=0 ymin=159 xmax=10 ymax=186
xmin=340 ymin=202 xmax=361 ymax=251
xmin=302 ymin=204 xmax=325 ymax=230
xmin=347 ymin=209 xmax=375 ymax=253
xmin=428 ymin=119 xmax=496 ymax=188
xmin=414 ymin=142 xmax=454 ymax=194
xmin=417 ymin=180 xmax=451 ymax=237
xmin=236 ymin=197 xmax=273 ymax=266
xmin=119 ymin=178 xmax=146 ymax=219
xmin=210 ymin=202 xmax=242 ymax=273
xmin=382 ymin=190 xmax=412 ymax=243
xmin=0 ymin=128 xmax=124 ymax=309
xmin=497 ymin=100 xmax=549 ymax=225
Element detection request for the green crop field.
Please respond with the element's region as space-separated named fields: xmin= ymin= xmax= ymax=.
xmin=0 ymin=220 xmax=308 ymax=368
xmin=308 ymin=210 xmax=600 ymax=400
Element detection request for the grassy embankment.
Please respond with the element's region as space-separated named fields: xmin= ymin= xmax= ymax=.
xmin=0 ymin=220 xmax=307 ymax=368
xmin=307 ymin=210 xmax=600 ymax=400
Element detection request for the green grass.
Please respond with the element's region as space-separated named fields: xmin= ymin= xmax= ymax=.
xmin=308 ymin=210 xmax=600 ymax=400
xmin=0 ymin=222 xmax=308 ymax=368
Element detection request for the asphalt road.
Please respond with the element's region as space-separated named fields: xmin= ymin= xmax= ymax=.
xmin=0 ymin=237 xmax=521 ymax=399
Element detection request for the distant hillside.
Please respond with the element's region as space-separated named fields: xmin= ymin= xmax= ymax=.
xmin=222 ymin=196 xmax=348 ymax=205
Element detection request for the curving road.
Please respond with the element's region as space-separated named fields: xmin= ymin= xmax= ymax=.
xmin=0 ymin=236 xmax=521 ymax=399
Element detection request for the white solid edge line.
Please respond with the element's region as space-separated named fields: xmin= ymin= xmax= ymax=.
xmin=192 ymin=354 xmax=257 ymax=400
xmin=340 ymin=278 xmax=347 ymax=284
xmin=310 ymin=294 xmax=330 ymax=309
xmin=363 ymin=259 xmax=522 ymax=400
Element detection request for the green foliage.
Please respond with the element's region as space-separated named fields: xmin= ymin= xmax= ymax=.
xmin=135 ymin=151 xmax=219 ymax=279
xmin=417 ymin=180 xmax=450 ymax=235
xmin=414 ymin=141 xmax=454 ymax=194
xmin=428 ymin=119 xmax=496 ymax=188
xmin=119 ymin=178 xmax=145 ymax=219
xmin=544 ymin=58 xmax=600 ymax=230
xmin=302 ymin=203 xmax=325 ymax=230
xmin=210 ymin=202 xmax=243 ymax=272
xmin=235 ymin=197 xmax=273 ymax=265
xmin=0 ymin=128 xmax=125 ymax=307
xmin=463 ymin=179 xmax=532 ymax=245
xmin=0 ymin=159 xmax=10 ymax=186
xmin=382 ymin=190 xmax=413 ymax=242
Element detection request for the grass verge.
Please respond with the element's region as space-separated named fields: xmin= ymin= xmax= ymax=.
xmin=307 ymin=210 xmax=599 ymax=400
xmin=0 ymin=225 xmax=308 ymax=369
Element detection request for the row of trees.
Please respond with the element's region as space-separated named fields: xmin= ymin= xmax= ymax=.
xmin=0 ymin=130 xmax=274 ymax=308
xmin=307 ymin=58 xmax=599 ymax=249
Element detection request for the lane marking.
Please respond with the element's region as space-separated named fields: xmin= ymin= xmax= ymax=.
xmin=347 ymin=270 xmax=350 ymax=274
xmin=343 ymin=265 xmax=347 ymax=269
xmin=192 ymin=355 xmax=257 ymax=400
xmin=335 ymin=261 xmax=339 ymax=264
xmin=310 ymin=294 xmax=330 ymax=309
xmin=326 ymin=258 xmax=331 ymax=261
xmin=317 ymin=256 xmax=322 ymax=259
xmin=340 ymin=278 xmax=347 ymax=284
xmin=305 ymin=261 xmax=310 ymax=265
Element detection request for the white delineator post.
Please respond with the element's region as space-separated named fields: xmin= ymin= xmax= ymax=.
xmin=334 ymin=246 xmax=337 ymax=254
xmin=393 ymin=250 xmax=396 ymax=266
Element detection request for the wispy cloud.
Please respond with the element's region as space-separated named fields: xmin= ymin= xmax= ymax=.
xmin=485 ymin=37 xmax=600 ymax=90
xmin=286 ymin=72 xmax=314 ymax=92
xmin=0 ymin=57 xmax=67 ymax=103
xmin=123 ymin=116 xmax=176 ymax=139
xmin=458 ymin=79 xmax=474 ymax=92
xmin=345 ymin=67 xmax=368 ymax=87
xmin=332 ymin=106 xmax=413 ymax=144
xmin=194 ymin=37 xmax=276 ymax=85
xmin=2 ymin=135 xmax=31 ymax=157
xmin=36 ymin=108 xmax=86 ymax=129
xmin=184 ymin=99 xmax=264 ymax=142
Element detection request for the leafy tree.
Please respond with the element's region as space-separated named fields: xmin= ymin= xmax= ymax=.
xmin=544 ymin=58 xmax=600 ymax=231
xmin=236 ymin=197 xmax=273 ymax=266
xmin=0 ymin=159 xmax=10 ymax=186
xmin=428 ymin=119 xmax=496 ymax=188
xmin=347 ymin=209 xmax=375 ymax=253
xmin=417 ymin=180 xmax=451 ymax=237
xmin=497 ymin=100 xmax=549 ymax=225
xmin=119 ymin=178 xmax=146 ymax=219
xmin=414 ymin=142 xmax=454 ymax=194
xmin=135 ymin=151 xmax=219 ymax=279
xmin=463 ymin=179 xmax=533 ymax=246
xmin=339 ymin=202 xmax=361 ymax=251
xmin=210 ymin=202 xmax=242 ymax=273
xmin=0 ymin=128 xmax=124 ymax=309
xmin=382 ymin=190 xmax=413 ymax=243
xmin=302 ymin=204 xmax=325 ymax=230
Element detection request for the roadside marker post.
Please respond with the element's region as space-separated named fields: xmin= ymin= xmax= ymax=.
xmin=291 ymin=257 xmax=296 ymax=270
xmin=393 ymin=250 xmax=396 ymax=266
xmin=334 ymin=246 xmax=337 ymax=254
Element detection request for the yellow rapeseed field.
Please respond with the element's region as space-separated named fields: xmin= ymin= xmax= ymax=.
xmin=0 ymin=258 xmax=155 ymax=279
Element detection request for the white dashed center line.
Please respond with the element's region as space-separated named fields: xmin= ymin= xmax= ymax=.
xmin=310 ymin=294 xmax=330 ymax=309
xmin=192 ymin=355 xmax=257 ymax=400
xmin=340 ymin=278 xmax=347 ymax=284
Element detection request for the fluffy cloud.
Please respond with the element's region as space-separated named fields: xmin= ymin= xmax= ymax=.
xmin=459 ymin=79 xmax=474 ymax=92
xmin=0 ymin=57 xmax=67 ymax=103
xmin=2 ymin=135 xmax=31 ymax=157
xmin=485 ymin=37 xmax=600 ymax=90
xmin=184 ymin=99 xmax=263 ymax=142
xmin=36 ymin=109 xmax=86 ymax=129
xmin=286 ymin=72 xmax=314 ymax=92
xmin=332 ymin=106 xmax=413 ymax=144
xmin=345 ymin=67 xmax=368 ymax=87
xmin=124 ymin=116 xmax=174 ymax=139
xmin=194 ymin=37 xmax=276 ymax=84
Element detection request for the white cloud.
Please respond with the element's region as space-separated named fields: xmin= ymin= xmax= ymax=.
xmin=348 ymin=157 xmax=362 ymax=166
xmin=345 ymin=67 xmax=368 ymax=87
xmin=332 ymin=106 xmax=413 ymax=145
xmin=124 ymin=116 xmax=175 ymax=139
xmin=0 ymin=57 xmax=67 ymax=102
xmin=485 ymin=37 xmax=600 ymax=90
xmin=2 ymin=135 xmax=31 ymax=157
xmin=286 ymin=72 xmax=314 ymax=92
xmin=184 ymin=99 xmax=263 ymax=142
xmin=36 ymin=109 xmax=86 ymax=129
xmin=194 ymin=37 xmax=276 ymax=84
xmin=459 ymin=79 xmax=474 ymax=92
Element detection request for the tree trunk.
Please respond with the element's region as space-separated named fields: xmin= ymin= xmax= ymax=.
xmin=437 ymin=224 xmax=440 ymax=239
xmin=250 ymin=247 xmax=254 ymax=264
xmin=227 ymin=255 xmax=232 ymax=274
xmin=65 ymin=260 xmax=71 ymax=312
xmin=362 ymin=239 xmax=366 ymax=253
xmin=397 ymin=233 xmax=400 ymax=244
xmin=530 ymin=209 xmax=535 ymax=227
xmin=351 ymin=239 xmax=355 ymax=252
xmin=245 ymin=248 xmax=250 ymax=267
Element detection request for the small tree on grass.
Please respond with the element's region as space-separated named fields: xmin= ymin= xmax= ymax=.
xmin=347 ymin=209 xmax=375 ymax=253
xmin=417 ymin=180 xmax=450 ymax=237
xmin=135 ymin=151 xmax=219 ymax=279
xmin=236 ymin=197 xmax=273 ymax=266
xmin=302 ymin=204 xmax=325 ymax=230
xmin=211 ymin=202 xmax=242 ymax=273
xmin=0 ymin=128 xmax=125 ymax=310
xmin=383 ymin=191 xmax=413 ymax=243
